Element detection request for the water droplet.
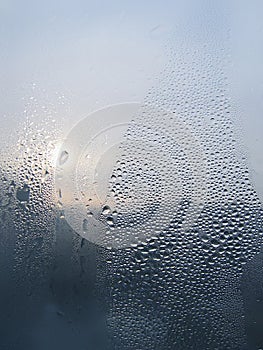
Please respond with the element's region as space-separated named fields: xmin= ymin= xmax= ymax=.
xmin=102 ymin=205 xmax=111 ymax=215
xmin=16 ymin=184 xmax=30 ymax=203
xmin=59 ymin=150 xmax=69 ymax=165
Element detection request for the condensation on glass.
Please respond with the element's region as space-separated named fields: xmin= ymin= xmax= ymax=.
xmin=0 ymin=1 xmax=263 ymax=349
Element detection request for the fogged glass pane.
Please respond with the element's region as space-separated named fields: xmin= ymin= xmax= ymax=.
xmin=1 ymin=1 xmax=263 ymax=349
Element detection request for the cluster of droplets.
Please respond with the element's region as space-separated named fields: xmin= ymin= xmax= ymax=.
xmin=78 ymin=108 xmax=208 ymax=251
xmin=102 ymin=17 xmax=263 ymax=350
xmin=0 ymin=85 xmax=67 ymax=291
xmin=100 ymin=136 xmax=195 ymax=245
xmin=0 ymin=11 xmax=262 ymax=349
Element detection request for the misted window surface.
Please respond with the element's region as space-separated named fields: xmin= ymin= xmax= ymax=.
xmin=1 ymin=1 xmax=263 ymax=349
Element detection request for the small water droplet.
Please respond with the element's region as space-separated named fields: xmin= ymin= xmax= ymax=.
xmin=102 ymin=205 xmax=111 ymax=215
xmin=59 ymin=150 xmax=69 ymax=165
xmin=83 ymin=219 xmax=88 ymax=231
xmin=107 ymin=216 xmax=115 ymax=227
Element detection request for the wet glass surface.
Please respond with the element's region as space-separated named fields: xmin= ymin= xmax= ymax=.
xmin=1 ymin=1 xmax=263 ymax=349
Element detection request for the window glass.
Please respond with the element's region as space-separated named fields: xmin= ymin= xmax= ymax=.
xmin=1 ymin=1 xmax=263 ymax=349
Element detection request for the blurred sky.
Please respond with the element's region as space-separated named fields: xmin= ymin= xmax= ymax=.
xmin=0 ymin=0 xmax=263 ymax=201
